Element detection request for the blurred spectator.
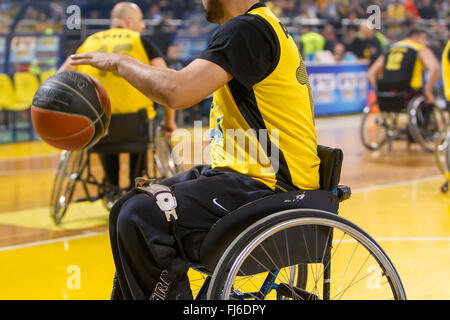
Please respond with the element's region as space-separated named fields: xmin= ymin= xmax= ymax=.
xmin=387 ymin=0 xmax=406 ymax=22
xmin=346 ymin=23 xmax=383 ymax=65
xmin=322 ymin=24 xmax=338 ymax=51
xmin=299 ymin=25 xmax=326 ymax=60
xmin=298 ymin=0 xmax=318 ymax=19
xmin=333 ymin=42 xmax=346 ymax=62
xmin=418 ymin=0 xmax=438 ymax=20
xmin=320 ymin=0 xmax=342 ymax=26
xmin=405 ymin=0 xmax=420 ymax=19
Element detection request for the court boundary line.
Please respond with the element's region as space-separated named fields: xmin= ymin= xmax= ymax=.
xmin=0 ymin=175 xmax=445 ymax=252
xmin=0 ymin=231 xmax=107 ymax=252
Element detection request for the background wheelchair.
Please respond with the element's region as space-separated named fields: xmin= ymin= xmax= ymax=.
xmin=50 ymin=109 xmax=183 ymax=225
xmin=186 ymin=146 xmax=406 ymax=300
xmin=436 ymin=121 xmax=450 ymax=193
xmin=361 ymin=84 xmax=446 ymax=153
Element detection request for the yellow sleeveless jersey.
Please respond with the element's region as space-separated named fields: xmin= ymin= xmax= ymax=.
xmin=208 ymin=6 xmax=320 ymax=191
xmin=384 ymin=39 xmax=425 ymax=90
xmin=443 ymin=40 xmax=450 ymax=102
xmin=75 ymin=28 xmax=156 ymax=118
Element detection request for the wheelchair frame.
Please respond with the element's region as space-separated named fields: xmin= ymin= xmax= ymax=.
xmin=174 ymin=146 xmax=407 ymax=300
xmin=361 ymin=93 xmax=446 ymax=153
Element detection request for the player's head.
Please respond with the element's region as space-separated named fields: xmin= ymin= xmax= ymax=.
xmin=202 ymin=0 xmax=259 ymax=24
xmin=408 ymin=28 xmax=429 ymax=46
xmin=110 ymin=2 xmax=145 ymax=33
xmin=202 ymin=0 xmax=225 ymax=23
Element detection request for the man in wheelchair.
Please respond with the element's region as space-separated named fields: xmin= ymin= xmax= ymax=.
xmin=367 ymin=28 xmax=440 ymax=123
xmin=70 ymin=0 xmax=348 ymax=300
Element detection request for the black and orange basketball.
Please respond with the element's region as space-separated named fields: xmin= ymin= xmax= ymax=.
xmin=31 ymin=71 xmax=111 ymax=151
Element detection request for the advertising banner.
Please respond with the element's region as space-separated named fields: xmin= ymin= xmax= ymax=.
xmin=306 ymin=63 xmax=369 ymax=116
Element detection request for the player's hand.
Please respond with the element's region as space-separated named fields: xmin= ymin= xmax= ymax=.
xmin=69 ymin=52 xmax=121 ymax=72
xmin=424 ymin=89 xmax=436 ymax=105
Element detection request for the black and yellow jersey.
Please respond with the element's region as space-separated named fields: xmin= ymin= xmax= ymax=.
xmin=443 ymin=40 xmax=450 ymax=102
xmin=75 ymin=28 xmax=162 ymax=118
xmin=382 ymin=39 xmax=425 ymax=91
xmin=200 ymin=3 xmax=320 ymax=192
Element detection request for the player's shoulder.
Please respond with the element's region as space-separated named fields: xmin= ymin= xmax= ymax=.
xmin=218 ymin=13 xmax=272 ymax=36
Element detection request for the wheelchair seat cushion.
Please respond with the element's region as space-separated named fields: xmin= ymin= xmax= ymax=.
xmin=198 ymin=190 xmax=339 ymax=273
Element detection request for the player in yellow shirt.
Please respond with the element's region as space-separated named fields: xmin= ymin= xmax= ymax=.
xmin=443 ymin=40 xmax=450 ymax=108
xmin=71 ymin=0 xmax=320 ymax=300
xmin=60 ymin=2 xmax=176 ymax=197
xmin=368 ymin=29 xmax=440 ymax=105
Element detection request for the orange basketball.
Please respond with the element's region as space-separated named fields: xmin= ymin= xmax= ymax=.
xmin=31 ymin=71 xmax=111 ymax=151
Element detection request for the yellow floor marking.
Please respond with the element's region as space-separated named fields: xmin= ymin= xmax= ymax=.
xmin=0 ymin=201 xmax=109 ymax=231
xmin=0 ymin=141 xmax=59 ymax=160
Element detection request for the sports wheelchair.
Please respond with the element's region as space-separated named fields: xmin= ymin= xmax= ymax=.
xmin=186 ymin=145 xmax=406 ymax=300
xmin=361 ymin=85 xmax=446 ymax=153
xmin=436 ymin=122 xmax=450 ymax=193
xmin=50 ymin=109 xmax=183 ymax=225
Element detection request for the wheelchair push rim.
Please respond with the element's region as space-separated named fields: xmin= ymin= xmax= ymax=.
xmin=436 ymin=122 xmax=450 ymax=176
xmin=50 ymin=150 xmax=85 ymax=225
xmin=360 ymin=104 xmax=389 ymax=151
xmin=408 ymin=96 xmax=446 ymax=153
xmin=207 ymin=209 xmax=406 ymax=300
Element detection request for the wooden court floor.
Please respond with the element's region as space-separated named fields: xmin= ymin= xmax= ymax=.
xmin=0 ymin=114 xmax=448 ymax=300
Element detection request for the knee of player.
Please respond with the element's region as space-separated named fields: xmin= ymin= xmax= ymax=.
xmin=116 ymin=194 xmax=162 ymax=234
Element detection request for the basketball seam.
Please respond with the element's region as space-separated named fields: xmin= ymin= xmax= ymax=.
xmin=45 ymin=78 xmax=105 ymax=133
xmin=31 ymin=106 xmax=97 ymax=143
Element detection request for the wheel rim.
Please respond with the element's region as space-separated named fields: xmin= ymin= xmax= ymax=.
xmin=436 ymin=123 xmax=450 ymax=177
xmin=210 ymin=213 xmax=406 ymax=300
xmin=50 ymin=151 xmax=85 ymax=224
xmin=361 ymin=106 xmax=388 ymax=150
xmin=409 ymin=97 xmax=446 ymax=153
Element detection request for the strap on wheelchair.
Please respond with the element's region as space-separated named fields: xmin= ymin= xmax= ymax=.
xmin=134 ymin=178 xmax=187 ymax=261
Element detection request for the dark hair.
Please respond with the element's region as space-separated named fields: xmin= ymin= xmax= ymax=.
xmin=408 ymin=28 xmax=429 ymax=38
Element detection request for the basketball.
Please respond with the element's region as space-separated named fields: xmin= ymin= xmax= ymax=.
xmin=31 ymin=71 xmax=111 ymax=151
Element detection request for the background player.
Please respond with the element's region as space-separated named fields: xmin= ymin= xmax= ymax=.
xmin=443 ymin=39 xmax=450 ymax=109
xmin=59 ymin=2 xmax=176 ymax=204
xmin=367 ymin=28 xmax=440 ymax=105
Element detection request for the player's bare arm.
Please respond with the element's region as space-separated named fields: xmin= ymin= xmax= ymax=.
xmin=418 ymin=47 xmax=440 ymax=104
xmin=70 ymin=52 xmax=232 ymax=110
xmin=367 ymin=55 xmax=385 ymax=89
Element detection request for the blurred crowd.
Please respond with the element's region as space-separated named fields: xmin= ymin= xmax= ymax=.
xmin=0 ymin=0 xmax=448 ymax=65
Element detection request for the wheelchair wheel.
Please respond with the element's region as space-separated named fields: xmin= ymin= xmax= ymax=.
xmin=154 ymin=126 xmax=184 ymax=179
xmin=360 ymin=105 xmax=388 ymax=150
xmin=207 ymin=209 xmax=406 ymax=300
xmin=436 ymin=123 xmax=450 ymax=193
xmin=408 ymin=96 xmax=446 ymax=153
xmin=50 ymin=150 xmax=86 ymax=225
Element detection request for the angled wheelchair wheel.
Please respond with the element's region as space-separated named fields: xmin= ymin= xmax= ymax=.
xmin=436 ymin=123 xmax=450 ymax=193
xmin=360 ymin=105 xmax=388 ymax=151
xmin=154 ymin=126 xmax=184 ymax=179
xmin=207 ymin=210 xmax=406 ymax=300
xmin=50 ymin=150 xmax=86 ymax=225
xmin=408 ymin=96 xmax=446 ymax=153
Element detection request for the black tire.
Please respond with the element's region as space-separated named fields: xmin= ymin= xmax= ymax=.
xmin=207 ymin=209 xmax=406 ymax=300
xmin=50 ymin=150 xmax=86 ymax=225
xmin=409 ymin=96 xmax=446 ymax=153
